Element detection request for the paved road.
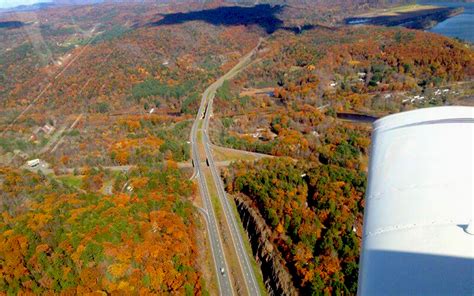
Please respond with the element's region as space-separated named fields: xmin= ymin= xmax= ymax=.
xmin=190 ymin=42 xmax=262 ymax=296
xmin=190 ymin=66 xmax=239 ymax=296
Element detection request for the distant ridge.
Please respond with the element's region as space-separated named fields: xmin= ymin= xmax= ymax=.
xmin=52 ymin=0 xmax=103 ymax=4
xmin=0 ymin=2 xmax=54 ymax=12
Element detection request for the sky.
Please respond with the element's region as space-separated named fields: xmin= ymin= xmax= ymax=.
xmin=0 ymin=0 xmax=52 ymax=9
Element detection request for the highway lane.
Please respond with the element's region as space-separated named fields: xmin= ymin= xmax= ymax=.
xmin=190 ymin=42 xmax=262 ymax=295
xmin=191 ymin=91 xmax=233 ymax=295
xmin=203 ymin=96 xmax=261 ymax=296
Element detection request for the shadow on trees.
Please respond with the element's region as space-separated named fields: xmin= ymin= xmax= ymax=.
xmin=148 ymin=4 xmax=315 ymax=34
xmin=0 ymin=21 xmax=27 ymax=29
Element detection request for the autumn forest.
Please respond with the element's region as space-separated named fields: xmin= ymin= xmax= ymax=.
xmin=0 ymin=0 xmax=473 ymax=295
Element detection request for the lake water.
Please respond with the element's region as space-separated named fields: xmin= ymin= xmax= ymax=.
xmin=418 ymin=1 xmax=474 ymax=43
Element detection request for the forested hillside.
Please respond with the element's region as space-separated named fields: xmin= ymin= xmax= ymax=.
xmin=225 ymin=158 xmax=365 ymax=294
xmin=0 ymin=164 xmax=202 ymax=294
xmin=0 ymin=2 xmax=260 ymax=169
xmin=215 ymin=25 xmax=473 ymax=294
xmin=213 ymin=26 xmax=472 ymax=157
xmin=0 ymin=2 xmax=260 ymax=294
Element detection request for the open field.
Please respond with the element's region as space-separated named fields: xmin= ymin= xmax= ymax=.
xmin=56 ymin=174 xmax=83 ymax=188
xmin=345 ymin=3 xmax=464 ymax=29
xmin=357 ymin=4 xmax=440 ymax=17
xmin=212 ymin=145 xmax=272 ymax=163
xmin=239 ymin=87 xmax=275 ymax=97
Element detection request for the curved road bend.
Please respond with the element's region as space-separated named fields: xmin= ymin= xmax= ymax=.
xmin=190 ymin=42 xmax=262 ymax=296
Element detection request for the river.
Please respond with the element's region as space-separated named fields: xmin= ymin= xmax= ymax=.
xmin=418 ymin=1 xmax=474 ymax=43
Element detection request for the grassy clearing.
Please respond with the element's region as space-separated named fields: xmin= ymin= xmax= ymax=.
xmin=197 ymin=133 xmax=207 ymax=161
xmin=204 ymin=169 xmax=222 ymax=219
xmin=359 ymin=4 xmax=440 ymax=17
xmin=387 ymin=4 xmax=439 ymax=14
xmin=239 ymin=87 xmax=274 ymax=97
xmin=212 ymin=146 xmax=262 ymax=162
xmin=57 ymin=174 xmax=83 ymax=188
xmin=197 ymin=130 xmax=203 ymax=142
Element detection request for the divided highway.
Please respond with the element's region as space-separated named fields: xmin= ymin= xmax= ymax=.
xmin=191 ymin=86 xmax=233 ymax=296
xmin=190 ymin=43 xmax=262 ymax=295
